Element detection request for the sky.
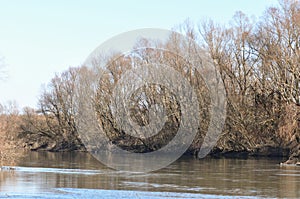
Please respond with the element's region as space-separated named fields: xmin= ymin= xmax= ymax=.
xmin=0 ymin=0 xmax=279 ymax=109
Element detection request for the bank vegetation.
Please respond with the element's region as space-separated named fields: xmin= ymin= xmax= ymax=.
xmin=0 ymin=0 xmax=299 ymax=161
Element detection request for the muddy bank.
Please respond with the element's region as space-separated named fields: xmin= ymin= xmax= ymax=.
xmin=19 ymin=131 xmax=299 ymax=161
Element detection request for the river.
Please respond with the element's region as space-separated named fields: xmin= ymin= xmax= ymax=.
xmin=0 ymin=152 xmax=299 ymax=198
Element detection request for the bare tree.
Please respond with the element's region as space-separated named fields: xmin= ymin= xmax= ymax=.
xmin=197 ymin=0 xmax=300 ymax=156
xmin=20 ymin=67 xmax=85 ymax=151
xmin=253 ymin=0 xmax=300 ymax=105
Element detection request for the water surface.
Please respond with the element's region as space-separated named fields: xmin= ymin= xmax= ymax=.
xmin=0 ymin=152 xmax=299 ymax=198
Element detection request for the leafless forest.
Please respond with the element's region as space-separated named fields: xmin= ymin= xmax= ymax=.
xmin=1 ymin=0 xmax=299 ymax=161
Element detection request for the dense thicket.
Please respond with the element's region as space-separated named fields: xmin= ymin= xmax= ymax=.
xmin=16 ymin=0 xmax=300 ymax=159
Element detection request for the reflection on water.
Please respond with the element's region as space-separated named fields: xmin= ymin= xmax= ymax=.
xmin=0 ymin=152 xmax=299 ymax=198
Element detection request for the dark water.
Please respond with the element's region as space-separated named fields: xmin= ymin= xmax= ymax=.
xmin=0 ymin=152 xmax=299 ymax=198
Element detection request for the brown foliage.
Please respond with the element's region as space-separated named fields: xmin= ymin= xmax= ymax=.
xmin=0 ymin=103 xmax=23 ymax=165
xmin=16 ymin=0 xmax=300 ymax=158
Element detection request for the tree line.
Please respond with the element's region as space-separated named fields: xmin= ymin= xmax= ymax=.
xmin=1 ymin=0 xmax=299 ymax=159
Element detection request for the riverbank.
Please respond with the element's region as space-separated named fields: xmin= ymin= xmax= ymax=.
xmin=19 ymin=136 xmax=297 ymax=162
xmin=1 ymin=113 xmax=298 ymax=163
xmin=16 ymin=112 xmax=300 ymax=162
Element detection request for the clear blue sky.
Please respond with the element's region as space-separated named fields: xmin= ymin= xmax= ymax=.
xmin=0 ymin=0 xmax=279 ymax=109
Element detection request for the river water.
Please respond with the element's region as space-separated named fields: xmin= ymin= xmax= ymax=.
xmin=0 ymin=152 xmax=299 ymax=198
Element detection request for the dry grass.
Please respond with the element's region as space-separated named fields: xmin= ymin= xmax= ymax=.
xmin=0 ymin=139 xmax=20 ymax=165
xmin=0 ymin=114 xmax=23 ymax=166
